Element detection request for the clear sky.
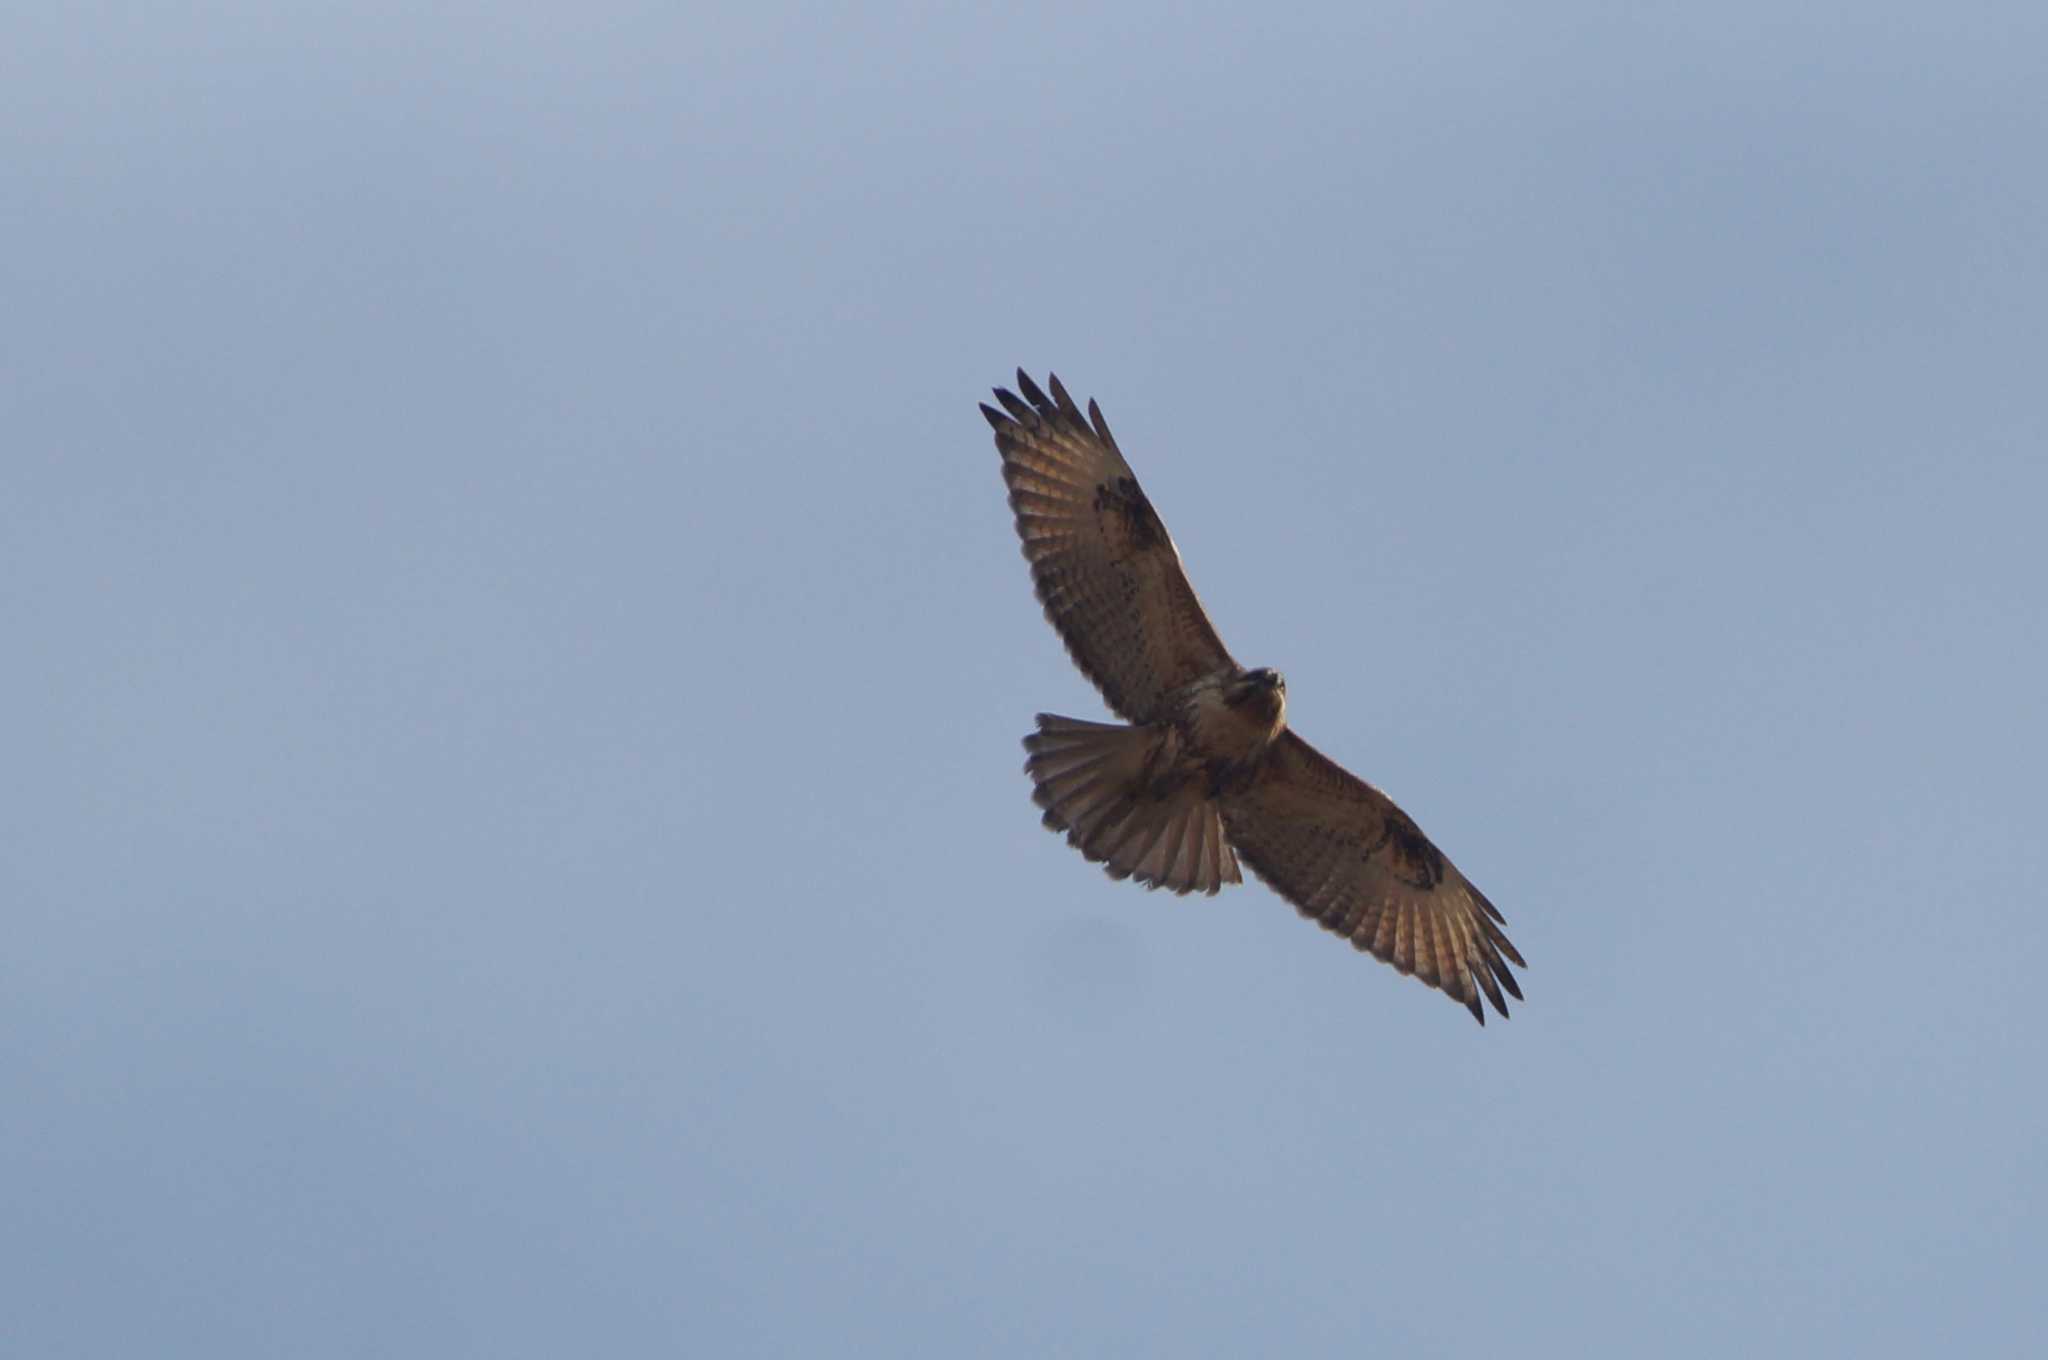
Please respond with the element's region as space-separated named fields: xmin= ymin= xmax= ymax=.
xmin=6 ymin=3 xmax=2044 ymax=1356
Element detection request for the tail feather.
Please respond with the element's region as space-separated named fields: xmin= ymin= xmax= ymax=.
xmin=1137 ymin=807 xmax=1190 ymax=887
xmin=1022 ymin=714 xmax=1242 ymax=896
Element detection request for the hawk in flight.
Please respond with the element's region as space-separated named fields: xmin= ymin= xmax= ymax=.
xmin=983 ymin=371 xmax=1526 ymax=1023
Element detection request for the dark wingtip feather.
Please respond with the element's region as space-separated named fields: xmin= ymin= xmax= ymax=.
xmin=1464 ymin=989 xmax=1485 ymax=1025
xmin=1088 ymin=398 xmax=1117 ymax=449
xmin=1015 ymin=369 xmax=1050 ymax=409
xmin=980 ymin=402 xmax=1012 ymax=432
xmin=1473 ymin=958 xmax=1509 ymax=1016
xmin=993 ymin=387 xmax=1034 ymax=424
xmin=1470 ymin=882 xmax=1508 ymax=925
xmin=1047 ymin=373 xmax=1086 ymax=422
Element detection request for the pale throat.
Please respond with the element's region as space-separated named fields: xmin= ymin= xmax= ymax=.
xmin=1180 ymin=674 xmax=1287 ymax=764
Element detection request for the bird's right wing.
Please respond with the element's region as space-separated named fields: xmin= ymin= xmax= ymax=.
xmin=982 ymin=371 xmax=1235 ymax=722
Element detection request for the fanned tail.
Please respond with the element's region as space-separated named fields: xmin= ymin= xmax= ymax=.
xmin=1022 ymin=713 xmax=1242 ymax=896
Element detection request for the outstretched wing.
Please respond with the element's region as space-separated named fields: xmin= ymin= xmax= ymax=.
xmin=1220 ymin=732 xmax=1527 ymax=1024
xmin=982 ymin=370 xmax=1234 ymax=723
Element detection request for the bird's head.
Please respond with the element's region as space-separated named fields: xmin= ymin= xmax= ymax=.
xmin=1226 ymin=667 xmax=1288 ymax=726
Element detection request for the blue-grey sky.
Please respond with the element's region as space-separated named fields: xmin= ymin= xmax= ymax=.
xmin=6 ymin=3 xmax=2044 ymax=1355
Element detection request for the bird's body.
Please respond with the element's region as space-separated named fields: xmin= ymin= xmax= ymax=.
xmin=983 ymin=370 xmax=1527 ymax=1023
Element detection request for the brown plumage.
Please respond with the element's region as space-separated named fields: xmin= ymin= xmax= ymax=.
xmin=983 ymin=370 xmax=1527 ymax=1023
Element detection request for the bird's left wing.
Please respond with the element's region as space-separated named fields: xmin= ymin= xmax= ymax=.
xmin=1220 ymin=732 xmax=1527 ymax=1023
xmin=982 ymin=371 xmax=1235 ymax=724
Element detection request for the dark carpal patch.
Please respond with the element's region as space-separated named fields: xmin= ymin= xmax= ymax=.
xmin=1383 ymin=815 xmax=1447 ymax=891
xmin=1094 ymin=477 xmax=1166 ymax=550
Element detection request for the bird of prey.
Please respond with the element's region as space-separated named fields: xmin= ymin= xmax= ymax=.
xmin=982 ymin=371 xmax=1526 ymax=1023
